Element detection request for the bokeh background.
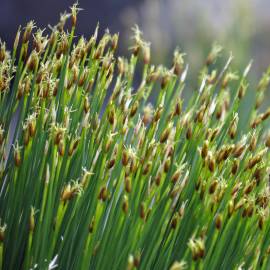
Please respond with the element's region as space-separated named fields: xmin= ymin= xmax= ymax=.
xmin=1 ymin=0 xmax=270 ymax=98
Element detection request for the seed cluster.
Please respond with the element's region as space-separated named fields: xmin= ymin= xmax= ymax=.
xmin=0 ymin=3 xmax=270 ymax=270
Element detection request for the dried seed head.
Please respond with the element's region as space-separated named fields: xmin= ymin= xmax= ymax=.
xmin=130 ymin=25 xmax=143 ymax=56
xmin=134 ymin=252 xmax=141 ymax=268
xmin=206 ymin=43 xmax=222 ymax=65
xmin=88 ymin=218 xmax=95 ymax=233
xmin=22 ymin=21 xmax=35 ymax=43
xmin=222 ymin=71 xmax=239 ymax=89
xmin=155 ymin=172 xmax=162 ymax=186
xmin=122 ymin=195 xmax=129 ymax=214
xmin=70 ymin=2 xmax=82 ymax=27
xmin=170 ymin=260 xmax=187 ymax=270
xmin=61 ymin=184 xmax=72 ymax=202
xmin=238 ymin=81 xmax=248 ymax=99
xmin=171 ymin=214 xmax=179 ymax=229
xmin=0 ymin=223 xmax=6 ymax=242
xmin=21 ymin=44 xmax=28 ymax=61
xmin=188 ymin=239 xmax=198 ymax=261
xmin=217 ymin=146 xmax=230 ymax=164
xmin=207 ymin=152 xmax=215 ymax=173
xmin=142 ymin=161 xmax=152 ymax=175
xmin=246 ymin=148 xmax=267 ymax=170
xmin=247 ymin=203 xmax=254 ymax=217
xmin=196 ymin=238 xmax=205 ymax=258
xmin=140 ymin=202 xmax=146 ymax=220
xmin=27 ymin=51 xmax=39 ymax=71
xmin=61 ymin=181 xmax=82 ymax=202
xmin=201 ymin=140 xmax=209 ymax=159
xmin=68 ymin=137 xmax=80 ymax=156
xmin=107 ymin=158 xmax=116 ymax=169
xmin=172 ymin=170 xmax=181 ymax=184
xmin=250 ymin=114 xmax=261 ymax=129
xmin=209 ymin=179 xmax=218 ymax=194
xmin=170 ymin=186 xmax=180 ymax=199
xmin=186 ymin=125 xmax=192 ymax=140
xmin=179 ymin=201 xmax=187 ymax=218
xmin=107 ymin=106 xmax=116 ymax=126
xmin=13 ymin=26 xmax=21 ymax=52
xmin=258 ymin=215 xmax=264 ymax=230
xmin=86 ymin=78 xmax=94 ymax=93
xmin=161 ymin=69 xmax=173 ymax=89
xmin=23 ymin=126 xmax=30 ymax=146
xmin=142 ymin=42 xmax=151 ymax=65
xmin=163 ymin=158 xmax=171 ymax=173
xmin=210 ymin=127 xmax=220 ymax=142
xmin=110 ymin=33 xmax=119 ymax=51
xmin=160 ymin=123 xmax=173 ymax=143
xmin=81 ymin=168 xmax=93 ymax=188
xmin=231 ymin=182 xmax=242 ymax=198
xmin=234 ymin=198 xmax=247 ymax=211
xmin=153 ymin=105 xmax=163 ymax=122
xmin=215 ymin=102 xmax=224 ymax=120
xmin=33 ymin=29 xmax=48 ymax=53
xmin=125 ymin=177 xmax=132 ymax=193
xmin=172 ymin=48 xmax=185 ymax=76
xmin=117 ymin=57 xmax=125 ymax=75
xmin=104 ymin=132 xmax=115 ymax=153
xmin=196 ymin=104 xmax=207 ymax=123
xmin=249 ymin=132 xmax=257 ymax=152
xmin=0 ymin=42 xmax=7 ymax=62
xmin=26 ymin=114 xmax=37 ymax=138
xmin=130 ymin=100 xmax=139 ymax=118
xmin=56 ymin=11 xmax=71 ymax=31
xmin=122 ymin=149 xmax=129 ymax=166
xmin=233 ymin=142 xmax=246 ymax=158
xmin=199 ymin=181 xmax=206 ymax=200
xmin=228 ymin=113 xmax=239 ymax=139
xmin=142 ymin=104 xmax=153 ymax=125
xmin=13 ymin=142 xmax=22 ymax=167
xmin=58 ymin=140 xmax=65 ymax=157
xmin=98 ymin=186 xmax=108 ymax=202
xmin=244 ymin=180 xmax=256 ymax=195
xmin=228 ymin=200 xmax=234 ymax=217
xmin=265 ymin=132 xmax=270 ymax=148
xmin=253 ymin=167 xmax=264 ymax=185
xmin=215 ymin=214 xmax=222 ymax=230
xmin=262 ymin=107 xmax=270 ymax=121
xmin=49 ymin=28 xmax=58 ymax=47
xmin=83 ymin=96 xmax=90 ymax=114
xmin=57 ymin=32 xmax=69 ymax=58
xmin=188 ymin=237 xmax=205 ymax=260
xmin=78 ymin=69 xmax=88 ymax=87
xmin=231 ymin=159 xmax=239 ymax=175
xmin=206 ymin=70 xmax=216 ymax=84
xmin=127 ymin=255 xmax=135 ymax=270
xmin=173 ymin=98 xmax=182 ymax=116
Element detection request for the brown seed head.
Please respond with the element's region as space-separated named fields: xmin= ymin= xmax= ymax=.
xmin=215 ymin=214 xmax=222 ymax=230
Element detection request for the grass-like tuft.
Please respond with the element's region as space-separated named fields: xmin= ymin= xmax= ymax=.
xmin=0 ymin=3 xmax=270 ymax=270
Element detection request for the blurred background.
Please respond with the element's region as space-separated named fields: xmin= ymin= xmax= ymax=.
xmin=0 ymin=0 xmax=270 ymax=94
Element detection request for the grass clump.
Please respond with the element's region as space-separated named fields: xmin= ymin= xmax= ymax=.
xmin=0 ymin=3 xmax=270 ymax=270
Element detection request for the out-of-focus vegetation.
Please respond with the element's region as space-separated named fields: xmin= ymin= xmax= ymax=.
xmin=120 ymin=0 xmax=270 ymax=104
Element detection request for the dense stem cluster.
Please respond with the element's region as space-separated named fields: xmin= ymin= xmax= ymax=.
xmin=0 ymin=4 xmax=270 ymax=270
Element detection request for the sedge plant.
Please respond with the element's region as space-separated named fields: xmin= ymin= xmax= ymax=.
xmin=0 ymin=3 xmax=270 ymax=270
